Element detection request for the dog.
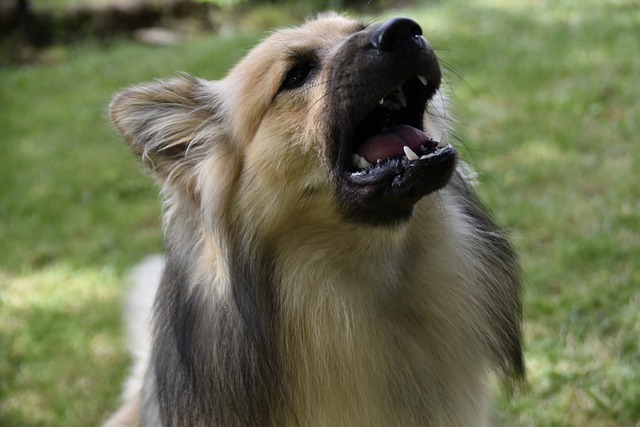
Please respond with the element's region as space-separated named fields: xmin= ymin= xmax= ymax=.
xmin=105 ymin=12 xmax=524 ymax=426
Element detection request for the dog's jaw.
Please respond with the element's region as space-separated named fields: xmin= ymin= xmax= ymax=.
xmin=326 ymin=18 xmax=456 ymax=225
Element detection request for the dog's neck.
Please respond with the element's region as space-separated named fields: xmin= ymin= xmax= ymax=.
xmin=267 ymin=194 xmax=492 ymax=425
xmin=154 ymin=190 xmax=491 ymax=426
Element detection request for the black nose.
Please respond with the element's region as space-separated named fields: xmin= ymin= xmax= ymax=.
xmin=371 ymin=17 xmax=423 ymax=51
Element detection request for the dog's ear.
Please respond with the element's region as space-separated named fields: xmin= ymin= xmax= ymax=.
xmin=109 ymin=74 xmax=221 ymax=185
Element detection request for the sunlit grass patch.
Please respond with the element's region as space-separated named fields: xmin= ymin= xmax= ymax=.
xmin=0 ymin=264 xmax=128 ymax=425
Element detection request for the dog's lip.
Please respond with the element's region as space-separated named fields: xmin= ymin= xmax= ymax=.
xmin=336 ymin=136 xmax=456 ymax=224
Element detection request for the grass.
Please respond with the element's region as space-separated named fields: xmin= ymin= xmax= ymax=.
xmin=1 ymin=0 xmax=638 ymax=425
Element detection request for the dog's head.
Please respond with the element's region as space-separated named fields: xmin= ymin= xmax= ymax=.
xmin=110 ymin=13 xmax=455 ymax=230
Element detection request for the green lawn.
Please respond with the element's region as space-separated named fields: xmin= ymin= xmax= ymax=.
xmin=1 ymin=0 xmax=638 ymax=425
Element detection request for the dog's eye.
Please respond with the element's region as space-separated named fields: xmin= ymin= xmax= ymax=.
xmin=280 ymin=62 xmax=317 ymax=91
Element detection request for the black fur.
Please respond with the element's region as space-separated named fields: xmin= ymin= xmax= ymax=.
xmin=150 ymin=220 xmax=286 ymax=426
xmin=449 ymin=172 xmax=525 ymax=380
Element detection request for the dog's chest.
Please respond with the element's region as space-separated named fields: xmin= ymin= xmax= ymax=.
xmin=278 ymin=276 xmax=489 ymax=427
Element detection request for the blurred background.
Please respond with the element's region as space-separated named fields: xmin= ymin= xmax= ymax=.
xmin=1 ymin=0 xmax=638 ymax=425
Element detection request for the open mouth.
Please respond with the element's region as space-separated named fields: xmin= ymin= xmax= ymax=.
xmin=335 ymin=72 xmax=456 ymax=225
xmin=346 ymin=74 xmax=454 ymax=185
xmin=330 ymin=18 xmax=456 ymax=225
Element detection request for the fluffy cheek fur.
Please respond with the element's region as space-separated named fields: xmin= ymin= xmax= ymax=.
xmin=234 ymin=115 xmax=333 ymax=241
xmin=231 ymin=65 xmax=371 ymax=246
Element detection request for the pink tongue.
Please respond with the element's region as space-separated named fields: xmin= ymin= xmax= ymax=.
xmin=356 ymin=124 xmax=429 ymax=164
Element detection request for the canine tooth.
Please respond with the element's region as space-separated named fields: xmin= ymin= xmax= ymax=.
xmin=417 ymin=75 xmax=428 ymax=86
xmin=379 ymin=98 xmax=385 ymax=105
xmin=352 ymin=153 xmax=372 ymax=169
xmin=438 ymin=129 xmax=449 ymax=148
xmin=359 ymin=156 xmax=372 ymax=169
xmin=403 ymin=146 xmax=419 ymax=161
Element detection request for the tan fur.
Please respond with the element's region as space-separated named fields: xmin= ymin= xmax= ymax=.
xmin=105 ymin=12 xmax=523 ymax=427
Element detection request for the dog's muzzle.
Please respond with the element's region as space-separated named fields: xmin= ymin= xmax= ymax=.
xmin=330 ymin=17 xmax=456 ymax=225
